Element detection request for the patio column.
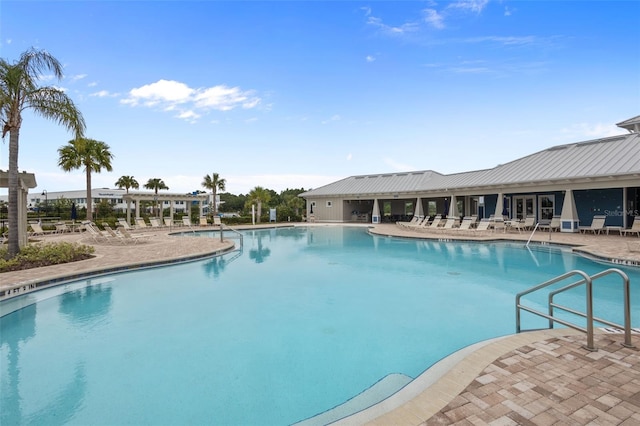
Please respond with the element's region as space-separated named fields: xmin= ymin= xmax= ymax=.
xmin=494 ymin=193 xmax=504 ymax=218
xmin=414 ymin=197 xmax=423 ymax=219
xmin=450 ymin=194 xmax=458 ymax=218
xmin=372 ymin=199 xmax=380 ymax=224
xmin=560 ymin=189 xmax=579 ymax=233
xmin=135 ymin=199 xmax=140 ymax=219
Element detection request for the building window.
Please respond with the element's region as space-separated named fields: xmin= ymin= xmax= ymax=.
xmin=326 ymin=201 xmax=332 ymax=207
xmin=405 ymin=202 xmax=414 ymax=215
xmin=427 ymin=201 xmax=437 ymax=217
xmin=539 ymin=195 xmax=555 ymax=220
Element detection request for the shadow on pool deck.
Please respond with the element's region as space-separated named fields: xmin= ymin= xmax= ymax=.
xmin=2 ymin=222 xmax=639 ymax=425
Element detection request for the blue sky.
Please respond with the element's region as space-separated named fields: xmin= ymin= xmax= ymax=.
xmin=1 ymin=0 xmax=639 ymax=196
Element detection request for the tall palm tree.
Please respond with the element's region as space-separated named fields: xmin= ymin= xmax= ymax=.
xmin=201 ymin=172 xmax=226 ymax=217
xmin=0 ymin=48 xmax=85 ymax=257
xmin=115 ymin=176 xmax=139 ymax=224
xmin=58 ymin=138 xmax=114 ymax=221
xmin=115 ymin=175 xmax=139 ymax=193
xmin=144 ymin=178 xmax=168 ymax=217
xmin=246 ymin=186 xmax=271 ymax=223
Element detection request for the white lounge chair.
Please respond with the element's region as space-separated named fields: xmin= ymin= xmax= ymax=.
xmin=540 ymin=215 xmax=561 ymax=232
xmin=182 ymin=217 xmax=194 ymax=229
xmin=578 ymin=215 xmax=606 ymax=234
xmin=28 ymin=222 xmax=49 ymax=236
xmin=149 ymin=218 xmax=163 ymax=228
xmin=102 ymin=223 xmax=125 ymax=244
xmin=199 ymin=216 xmax=208 ymax=226
xmin=83 ymin=221 xmax=109 ymax=242
xmin=136 ymin=218 xmax=150 ymax=230
xmin=163 ymin=217 xmax=173 ymax=227
xmin=621 ymin=216 xmax=640 ymax=237
xmin=117 ymin=226 xmax=153 ymax=244
xmin=118 ymin=218 xmax=135 ymax=230
xmin=213 ymin=216 xmax=222 ymax=227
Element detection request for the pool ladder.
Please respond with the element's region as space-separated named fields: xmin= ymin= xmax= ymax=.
xmin=515 ymin=268 xmax=635 ymax=351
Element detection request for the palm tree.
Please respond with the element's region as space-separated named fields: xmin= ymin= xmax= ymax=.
xmin=144 ymin=178 xmax=168 ymax=217
xmin=58 ymin=138 xmax=114 ymax=221
xmin=0 ymin=48 xmax=85 ymax=257
xmin=115 ymin=176 xmax=139 ymax=224
xmin=115 ymin=175 xmax=139 ymax=193
xmin=201 ymin=173 xmax=226 ymax=218
xmin=246 ymin=186 xmax=271 ymax=223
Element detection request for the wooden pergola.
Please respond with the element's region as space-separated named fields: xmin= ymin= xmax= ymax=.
xmin=122 ymin=192 xmax=209 ymax=224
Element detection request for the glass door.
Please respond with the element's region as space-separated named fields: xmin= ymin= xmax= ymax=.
xmin=513 ymin=196 xmax=535 ymax=219
xmin=538 ymin=195 xmax=555 ymax=220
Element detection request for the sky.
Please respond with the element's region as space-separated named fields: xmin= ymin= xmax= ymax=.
xmin=1 ymin=0 xmax=639 ymax=196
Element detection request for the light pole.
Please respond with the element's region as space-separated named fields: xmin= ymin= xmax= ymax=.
xmin=41 ymin=190 xmax=48 ymax=217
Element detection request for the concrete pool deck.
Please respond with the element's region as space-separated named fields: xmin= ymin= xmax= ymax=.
xmin=1 ymin=222 xmax=639 ymax=425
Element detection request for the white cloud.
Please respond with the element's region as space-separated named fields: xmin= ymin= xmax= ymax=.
xmin=366 ymin=55 xmax=376 ymax=63
xmin=560 ymin=122 xmax=625 ymax=141
xmin=321 ymin=114 xmax=341 ymax=124
xmin=423 ymin=9 xmax=445 ymax=29
xmin=383 ymin=157 xmax=416 ymax=172
xmin=346 ymin=153 xmax=352 ymax=161
xmin=447 ymin=0 xmax=489 ymax=14
xmin=69 ymin=74 xmax=87 ymax=82
xmin=121 ymin=79 xmax=261 ymax=122
xmin=90 ymin=90 xmax=113 ymax=97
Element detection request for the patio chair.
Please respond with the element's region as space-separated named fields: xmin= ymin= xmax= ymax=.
xmin=163 ymin=217 xmax=173 ymax=227
xmin=199 ymin=216 xmax=209 ymax=226
xmin=426 ymin=214 xmax=443 ymax=230
xmin=455 ymin=217 xmax=475 ymax=231
xmin=433 ymin=218 xmax=457 ymax=232
xmin=521 ymin=216 xmax=536 ymax=231
xmin=621 ymin=216 xmax=640 ymax=237
xmin=182 ymin=217 xmax=195 ymax=230
xmin=117 ymin=226 xmax=153 ymax=244
xmin=28 ymin=222 xmax=49 ymax=236
xmin=136 ymin=218 xmax=150 ymax=230
xmin=539 ymin=215 xmax=561 ymax=232
xmin=118 ymin=218 xmax=135 ymax=230
xmin=55 ymin=222 xmax=71 ymax=234
xmin=578 ymin=215 xmax=606 ymax=234
xmin=82 ymin=221 xmax=109 ymax=242
xmin=149 ymin=218 xmax=163 ymax=228
xmin=213 ymin=216 xmax=222 ymax=227
xmin=102 ymin=223 xmax=125 ymax=244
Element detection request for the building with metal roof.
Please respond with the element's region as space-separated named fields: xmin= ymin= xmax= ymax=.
xmin=300 ymin=116 xmax=640 ymax=232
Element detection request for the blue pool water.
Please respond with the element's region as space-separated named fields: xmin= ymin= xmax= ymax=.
xmin=1 ymin=226 xmax=638 ymax=425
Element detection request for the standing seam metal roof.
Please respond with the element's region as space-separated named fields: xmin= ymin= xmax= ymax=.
xmin=301 ymin=131 xmax=640 ymax=198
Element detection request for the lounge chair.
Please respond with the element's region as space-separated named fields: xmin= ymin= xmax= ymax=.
xmin=55 ymin=222 xmax=71 ymax=233
xmin=213 ymin=216 xmax=222 ymax=227
xmin=182 ymin=217 xmax=195 ymax=229
xmin=521 ymin=216 xmax=536 ymax=231
xmin=491 ymin=217 xmax=506 ymax=233
xmin=539 ymin=215 xmax=561 ymax=232
xmin=82 ymin=221 xmax=109 ymax=242
xmin=425 ymin=215 xmax=443 ymax=230
xmin=472 ymin=219 xmax=492 ymax=232
xmin=28 ymin=222 xmax=49 ymax=236
xmin=507 ymin=218 xmax=526 ymax=233
xmin=199 ymin=216 xmax=208 ymax=226
xmin=117 ymin=226 xmax=153 ymax=244
xmin=136 ymin=218 xmax=150 ymax=230
xmin=621 ymin=216 xmax=640 ymax=237
xmin=578 ymin=215 xmax=606 ymax=234
xmin=149 ymin=218 xmax=163 ymax=228
xmin=455 ymin=217 xmax=475 ymax=231
xmin=102 ymin=223 xmax=126 ymax=244
xmin=118 ymin=218 xmax=135 ymax=230
xmin=404 ymin=216 xmax=427 ymax=229
xmin=397 ymin=216 xmax=420 ymax=227
xmin=163 ymin=217 xmax=173 ymax=227
xmin=433 ymin=218 xmax=457 ymax=232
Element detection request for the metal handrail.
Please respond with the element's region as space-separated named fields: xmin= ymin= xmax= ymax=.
xmin=220 ymin=224 xmax=243 ymax=249
xmin=516 ymin=268 xmax=634 ymax=351
xmin=525 ymin=222 xmax=540 ymax=247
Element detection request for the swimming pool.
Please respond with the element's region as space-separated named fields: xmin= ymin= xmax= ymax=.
xmin=1 ymin=226 xmax=638 ymax=425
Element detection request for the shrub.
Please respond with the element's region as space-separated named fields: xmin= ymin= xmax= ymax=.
xmin=0 ymin=242 xmax=95 ymax=272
